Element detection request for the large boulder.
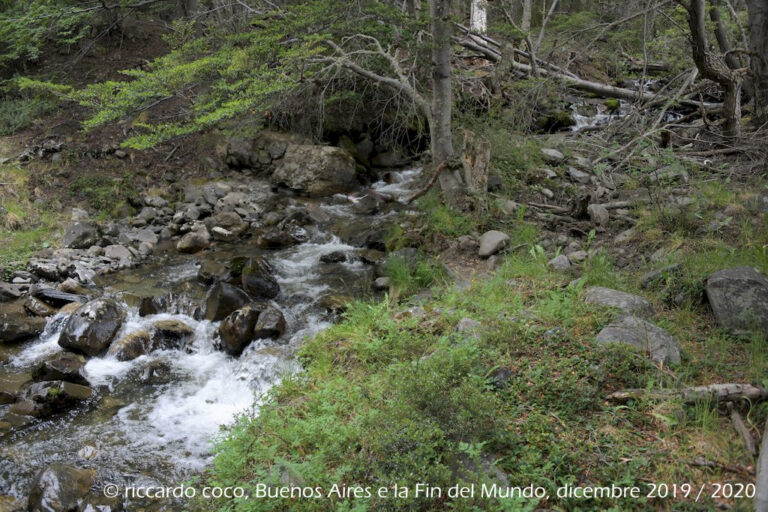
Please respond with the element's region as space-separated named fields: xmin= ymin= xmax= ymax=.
xmin=22 ymin=380 xmax=93 ymax=418
xmin=478 ymin=231 xmax=509 ymax=258
xmin=252 ymin=305 xmax=286 ymax=339
xmin=596 ymin=315 xmax=681 ymax=364
xmin=27 ymin=463 xmax=96 ymax=512
xmin=62 ymin=221 xmax=101 ymax=249
xmin=205 ymin=282 xmax=251 ymax=321
xmin=583 ymin=287 xmax=654 ymax=318
xmin=241 ymin=256 xmax=280 ymax=299
xmin=272 ymin=144 xmax=357 ymax=196
xmin=32 ymin=352 xmax=88 ymax=385
xmin=706 ymin=267 xmax=768 ymax=336
xmin=107 ymin=331 xmax=153 ymax=361
xmin=0 ymin=301 xmax=47 ymax=344
xmin=58 ymin=299 xmax=125 ymax=356
xmin=219 ymin=305 xmax=261 ymax=356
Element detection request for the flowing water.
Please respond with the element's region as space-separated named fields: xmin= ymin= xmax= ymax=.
xmin=0 ymin=168 xmax=422 ymax=503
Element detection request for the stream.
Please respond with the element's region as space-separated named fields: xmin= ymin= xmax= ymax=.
xmin=0 ymin=168 xmax=421 ymax=506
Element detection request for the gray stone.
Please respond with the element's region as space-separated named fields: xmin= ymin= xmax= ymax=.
xmin=62 ymin=221 xmax=101 ymax=249
xmin=252 ymin=305 xmax=286 ymax=339
xmin=706 ymin=267 xmax=768 ymax=336
xmin=205 ymin=282 xmax=251 ymax=322
xmin=584 ymin=286 xmax=654 ymax=318
xmin=373 ymin=277 xmax=390 ymax=290
xmin=219 ymin=305 xmax=261 ymax=356
xmin=241 ymin=256 xmax=280 ymax=299
xmin=177 ymin=227 xmax=211 ymax=254
xmin=596 ymin=315 xmax=681 ymax=364
xmin=32 ymin=352 xmax=88 ymax=385
xmin=0 ymin=283 xmax=23 ymax=302
xmin=547 ymin=254 xmax=571 ymax=271
xmin=587 ymin=204 xmax=610 ymax=226
xmin=27 ymin=463 xmax=96 ymax=512
xmin=23 ymin=380 xmax=93 ymax=417
xmin=0 ymin=301 xmax=47 ymax=343
xmin=135 ymin=228 xmax=159 ymax=245
xmin=58 ymin=298 xmax=125 ymax=356
xmin=272 ymin=144 xmax=357 ymax=197
xmin=567 ymin=166 xmax=591 ymax=184
xmin=104 ymin=244 xmax=133 ymax=263
xmin=567 ymin=250 xmax=588 ymax=263
xmin=540 ymin=148 xmax=565 ymax=164
xmin=478 ymin=230 xmax=510 ymax=258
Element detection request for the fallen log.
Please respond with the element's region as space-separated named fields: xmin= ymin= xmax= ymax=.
xmin=729 ymin=407 xmax=756 ymax=457
xmin=455 ymin=36 xmax=722 ymax=110
xmin=607 ymin=383 xmax=768 ymax=405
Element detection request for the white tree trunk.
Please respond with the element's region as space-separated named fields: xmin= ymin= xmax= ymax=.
xmin=470 ymin=0 xmax=488 ymax=34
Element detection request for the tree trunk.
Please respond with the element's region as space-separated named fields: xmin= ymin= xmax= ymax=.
xmin=522 ymin=0 xmax=532 ymax=34
xmin=429 ymin=0 xmax=463 ymax=205
xmin=680 ymin=0 xmax=742 ymax=136
xmin=747 ymin=0 xmax=768 ymax=116
xmin=405 ymin=0 xmax=420 ymax=17
xmin=470 ymin=0 xmax=489 ymax=34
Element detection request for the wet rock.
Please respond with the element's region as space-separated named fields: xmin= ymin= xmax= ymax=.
xmin=137 ymin=360 xmax=174 ymax=385
xmin=31 ymin=352 xmax=88 ymax=385
xmin=58 ymin=279 xmax=88 ymax=296
xmin=58 ymin=298 xmax=125 ymax=356
xmin=197 ymin=259 xmax=229 ymax=285
xmin=706 ymin=267 xmax=768 ymax=336
xmin=219 ymin=305 xmax=261 ymax=356
xmin=177 ymin=226 xmax=211 ymax=254
xmin=241 ymin=256 xmax=280 ymax=299
xmin=152 ymin=319 xmax=194 ymax=350
xmin=478 ymin=230 xmax=510 ymax=258
xmin=0 ymin=373 xmax=31 ymax=405
xmin=107 ymin=331 xmax=153 ymax=361
xmin=583 ymin=287 xmax=654 ymax=318
xmin=640 ymin=264 xmax=682 ymax=289
xmin=253 ymin=305 xmax=286 ymax=339
xmin=1 ymin=412 xmax=35 ymax=429
xmin=27 ymin=463 xmax=96 ymax=512
xmin=596 ymin=315 xmax=681 ymax=364
xmin=23 ymin=380 xmax=93 ymax=417
xmin=587 ymin=204 xmax=610 ymax=225
xmin=0 ymin=495 xmax=23 ymax=512
xmin=134 ymin=228 xmax=159 ymax=245
xmin=31 ymin=286 xmax=85 ymax=308
xmin=540 ymin=148 xmax=565 ymax=164
xmin=0 ymin=283 xmax=23 ymax=302
xmin=62 ymin=221 xmax=101 ymax=249
xmin=272 ymin=144 xmax=357 ymax=197
xmin=205 ymin=282 xmax=251 ymax=321
xmin=320 ymin=251 xmax=347 ymax=264
xmin=137 ymin=295 xmax=168 ymax=317
xmin=256 ymin=228 xmax=296 ymax=250
xmin=24 ymin=296 xmax=58 ymax=317
xmin=104 ymin=245 xmax=133 ymax=264
xmin=0 ymin=301 xmax=47 ymax=344
xmin=547 ymin=254 xmax=571 ymax=271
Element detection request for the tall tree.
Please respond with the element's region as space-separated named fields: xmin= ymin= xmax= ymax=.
xmin=470 ymin=0 xmax=489 ymax=33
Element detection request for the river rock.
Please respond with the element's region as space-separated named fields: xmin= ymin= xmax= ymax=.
xmin=0 ymin=373 xmax=31 ymax=405
xmin=24 ymin=296 xmax=58 ymax=317
xmin=272 ymin=144 xmax=357 ymax=196
xmin=152 ymin=319 xmax=194 ymax=349
xmin=219 ymin=305 xmax=261 ymax=356
xmin=31 ymin=352 xmax=88 ymax=385
xmin=320 ymin=251 xmax=347 ymax=264
xmin=540 ymin=148 xmax=565 ymax=164
xmin=205 ymin=282 xmax=251 ymax=321
xmin=23 ymin=380 xmax=93 ymax=417
xmin=256 ymin=228 xmax=296 ymax=250
xmin=27 ymin=463 xmax=96 ymax=512
xmin=584 ymin=287 xmax=654 ymax=318
xmin=0 ymin=301 xmax=47 ymax=344
xmin=0 ymin=495 xmax=22 ymax=512
xmin=478 ymin=230 xmax=510 ymax=258
xmin=596 ymin=315 xmax=681 ymax=364
xmin=252 ymin=305 xmax=286 ymax=339
xmin=177 ymin=227 xmax=211 ymax=254
xmin=0 ymin=283 xmax=23 ymax=302
xmin=62 ymin=221 xmax=101 ymax=249
xmin=58 ymin=298 xmax=125 ymax=356
xmin=241 ymin=256 xmax=280 ymax=299
xmin=107 ymin=331 xmax=153 ymax=361
xmin=706 ymin=267 xmax=768 ymax=336
xmin=104 ymin=244 xmax=133 ymax=263
xmin=31 ymin=286 xmax=86 ymax=308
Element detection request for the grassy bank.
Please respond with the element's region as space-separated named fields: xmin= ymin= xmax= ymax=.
xmin=203 ymin=217 xmax=767 ymax=510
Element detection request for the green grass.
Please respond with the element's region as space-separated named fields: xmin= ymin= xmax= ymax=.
xmin=69 ymin=174 xmax=131 ymax=213
xmin=203 ymin=248 xmax=759 ymax=511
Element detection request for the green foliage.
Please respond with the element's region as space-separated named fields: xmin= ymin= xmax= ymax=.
xmin=385 ymin=253 xmax=448 ymax=295
xmin=0 ymin=0 xmax=92 ymax=68
xmin=29 ymin=1 xmax=421 ymax=149
xmin=418 ymin=192 xmax=475 ymax=238
xmin=0 ymin=93 xmax=57 ymax=135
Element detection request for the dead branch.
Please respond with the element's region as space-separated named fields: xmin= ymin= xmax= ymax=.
xmin=607 ymin=383 xmax=768 ymax=405
xmin=405 ymin=161 xmax=448 ymax=204
xmin=728 ymin=405 xmax=756 ymax=457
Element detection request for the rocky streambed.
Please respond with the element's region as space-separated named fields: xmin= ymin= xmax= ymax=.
xmin=0 ymin=137 xmax=422 ymax=510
